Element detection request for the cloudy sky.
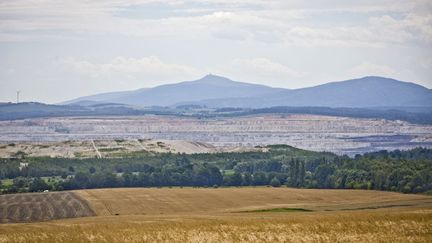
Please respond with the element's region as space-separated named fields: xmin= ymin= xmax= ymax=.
xmin=0 ymin=0 xmax=431 ymax=103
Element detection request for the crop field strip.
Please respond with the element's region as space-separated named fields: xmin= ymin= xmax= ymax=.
xmin=0 ymin=191 xmax=95 ymax=223
xmin=0 ymin=188 xmax=431 ymax=242
xmin=1 ymin=188 xmax=431 ymax=224
xmin=0 ymin=189 xmax=431 ymax=243
xmin=75 ymin=188 xmax=432 ymax=216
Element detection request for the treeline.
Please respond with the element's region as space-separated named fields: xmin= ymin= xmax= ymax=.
xmin=3 ymin=103 xmax=432 ymax=125
xmin=1 ymin=146 xmax=431 ymax=194
xmin=6 ymin=162 xmax=223 ymax=193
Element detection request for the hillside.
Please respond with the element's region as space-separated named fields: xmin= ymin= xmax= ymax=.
xmin=0 ymin=102 xmax=148 ymax=120
xmin=1 ymin=102 xmax=432 ymax=125
xmin=63 ymin=75 xmax=432 ymax=108
xmin=2 ymin=209 xmax=431 ymax=243
xmin=195 ymin=76 xmax=432 ymax=108
xmin=63 ymin=74 xmax=283 ymax=107
xmin=0 ymin=191 xmax=94 ymax=223
xmin=75 ymin=188 xmax=432 ymax=216
xmin=3 ymin=75 xmax=431 ymax=123
xmin=1 ymin=188 xmax=431 ymax=243
xmin=1 ymin=187 xmax=430 ymax=223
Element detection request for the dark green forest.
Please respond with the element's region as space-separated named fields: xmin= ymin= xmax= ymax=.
xmin=2 ymin=102 xmax=432 ymax=125
xmin=1 ymin=145 xmax=431 ymax=194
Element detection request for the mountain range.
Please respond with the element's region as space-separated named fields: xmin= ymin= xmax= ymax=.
xmin=1 ymin=75 xmax=431 ymax=123
xmin=63 ymin=75 xmax=432 ymax=108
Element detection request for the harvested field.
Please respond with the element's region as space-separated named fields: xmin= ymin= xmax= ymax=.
xmin=0 ymin=191 xmax=95 ymax=223
xmin=1 ymin=209 xmax=431 ymax=243
xmin=0 ymin=188 xmax=431 ymax=242
xmin=75 ymin=188 xmax=432 ymax=216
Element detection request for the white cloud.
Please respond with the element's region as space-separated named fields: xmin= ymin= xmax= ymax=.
xmin=60 ymin=56 xmax=203 ymax=86
xmin=1 ymin=0 xmax=432 ymax=103
xmin=368 ymin=14 xmax=432 ymax=44
xmin=282 ymin=12 xmax=432 ymax=47
xmin=348 ymin=62 xmax=398 ymax=78
xmin=1 ymin=0 xmax=431 ymax=46
xmin=218 ymin=57 xmax=303 ymax=87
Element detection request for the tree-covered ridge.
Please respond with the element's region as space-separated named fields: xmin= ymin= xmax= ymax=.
xmin=2 ymin=102 xmax=432 ymax=125
xmin=0 ymin=146 xmax=431 ymax=194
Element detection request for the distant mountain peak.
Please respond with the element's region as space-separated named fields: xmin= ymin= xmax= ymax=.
xmin=202 ymin=73 xmax=226 ymax=79
xmin=356 ymin=76 xmax=399 ymax=83
xmin=325 ymin=76 xmax=425 ymax=90
xmin=61 ymin=75 xmax=432 ymax=108
xmin=196 ymin=74 xmax=233 ymax=84
xmin=360 ymin=76 xmax=390 ymax=79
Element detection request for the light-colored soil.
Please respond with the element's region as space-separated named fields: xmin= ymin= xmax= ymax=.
xmin=1 ymin=114 xmax=431 ymax=155
xmin=0 ymin=139 xmax=252 ymax=158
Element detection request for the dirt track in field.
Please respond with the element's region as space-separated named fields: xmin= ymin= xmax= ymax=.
xmin=0 ymin=191 xmax=95 ymax=223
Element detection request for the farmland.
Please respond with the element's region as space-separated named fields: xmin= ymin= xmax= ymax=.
xmin=0 ymin=188 xmax=431 ymax=242
xmin=75 ymin=188 xmax=432 ymax=216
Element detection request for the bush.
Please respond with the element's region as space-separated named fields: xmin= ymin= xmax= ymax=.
xmin=270 ymin=177 xmax=281 ymax=187
xmin=29 ymin=178 xmax=50 ymax=192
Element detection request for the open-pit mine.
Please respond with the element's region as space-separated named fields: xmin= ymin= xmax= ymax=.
xmin=1 ymin=114 xmax=431 ymax=156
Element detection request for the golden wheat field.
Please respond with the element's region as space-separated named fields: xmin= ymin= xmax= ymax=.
xmin=1 ymin=188 xmax=431 ymax=243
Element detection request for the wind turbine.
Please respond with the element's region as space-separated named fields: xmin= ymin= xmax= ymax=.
xmin=16 ymin=91 xmax=20 ymax=103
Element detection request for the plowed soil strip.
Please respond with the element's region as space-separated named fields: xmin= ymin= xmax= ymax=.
xmin=0 ymin=191 xmax=95 ymax=223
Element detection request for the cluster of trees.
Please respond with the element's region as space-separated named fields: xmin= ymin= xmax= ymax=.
xmin=61 ymin=162 xmax=223 ymax=190
xmin=1 ymin=146 xmax=431 ymax=194
xmin=6 ymin=177 xmax=51 ymax=193
xmin=232 ymin=159 xmax=306 ymax=187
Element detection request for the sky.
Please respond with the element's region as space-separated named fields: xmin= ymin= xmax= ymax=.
xmin=0 ymin=0 xmax=431 ymax=103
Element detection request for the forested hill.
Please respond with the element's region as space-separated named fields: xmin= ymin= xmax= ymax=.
xmin=1 ymin=102 xmax=432 ymax=125
xmin=64 ymin=75 xmax=432 ymax=108
xmin=1 ymin=145 xmax=431 ymax=195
